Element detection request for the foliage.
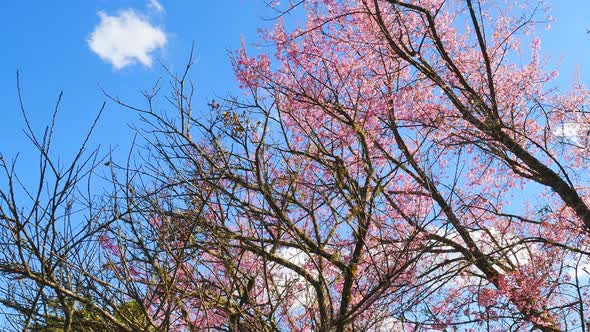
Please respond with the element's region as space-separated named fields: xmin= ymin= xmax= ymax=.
xmin=1 ymin=1 xmax=590 ymax=331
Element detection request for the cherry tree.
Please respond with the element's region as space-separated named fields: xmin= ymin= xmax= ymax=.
xmin=101 ymin=0 xmax=590 ymax=330
xmin=178 ymin=0 xmax=588 ymax=330
xmin=2 ymin=1 xmax=590 ymax=332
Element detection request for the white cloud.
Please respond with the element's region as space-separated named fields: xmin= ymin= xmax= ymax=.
xmin=88 ymin=10 xmax=167 ymax=70
xmin=369 ymin=317 xmax=404 ymax=332
xmin=267 ymin=247 xmax=316 ymax=315
xmin=554 ymin=122 xmax=590 ymax=148
xmin=148 ymin=0 xmax=165 ymax=13
xmin=418 ymin=226 xmax=535 ymax=291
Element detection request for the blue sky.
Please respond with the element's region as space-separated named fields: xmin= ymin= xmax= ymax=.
xmin=0 ymin=1 xmax=588 ymax=184
xmin=0 ymin=0 xmax=274 ymax=172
